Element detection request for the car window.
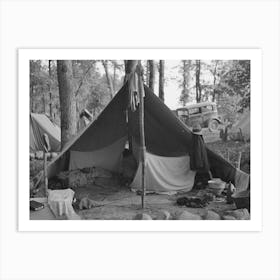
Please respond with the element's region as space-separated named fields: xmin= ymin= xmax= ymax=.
xmin=201 ymin=105 xmax=213 ymax=113
xmin=177 ymin=110 xmax=188 ymax=117
xmin=188 ymin=107 xmax=200 ymax=115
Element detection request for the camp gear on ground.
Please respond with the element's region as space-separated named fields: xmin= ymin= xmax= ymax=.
xmin=176 ymin=195 xmax=212 ymax=208
xmin=30 ymin=113 xmax=61 ymax=152
xmin=30 ymin=200 xmax=44 ymax=211
xmin=232 ymin=190 xmax=250 ymax=211
xmin=78 ymin=197 xmax=101 ymax=210
xmin=226 ymin=182 xmax=236 ymax=204
xmin=47 ymin=189 xmax=80 ymax=219
xmin=45 ymin=83 xmax=249 ymax=194
xmin=208 ymin=178 xmax=226 ymax=195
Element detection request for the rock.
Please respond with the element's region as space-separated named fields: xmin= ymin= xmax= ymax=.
xmin=157 ymin=210 xmax=172 ymax=220
xmin=202 ymin=210 xmax=221 ymax=220
xmin=227 ymin=208 xmax=250 ymax=220
xmin=175 ymin=210 xmax=202 ymax=220
xmin=222 ymin=215 xmax=236 ymax=220
xmin=134 ymin=213 xmax=152 ymax=220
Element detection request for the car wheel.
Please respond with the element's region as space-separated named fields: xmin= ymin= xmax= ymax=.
xmin=208 ymin=119 xmax=219 ymax=132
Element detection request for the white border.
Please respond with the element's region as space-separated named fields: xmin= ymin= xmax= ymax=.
xmin=18 ymin=49 xmax=262 ymax=232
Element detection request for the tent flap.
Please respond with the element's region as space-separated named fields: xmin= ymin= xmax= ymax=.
xmin=131 ymin=152 xmax=196 ymax=193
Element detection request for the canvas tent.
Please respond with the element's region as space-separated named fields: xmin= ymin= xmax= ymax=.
xmin=30 ymin=113 xmax=61 ymax=152
xmin=230 ymin=109 xmax=250 ymax=141
xmin=47 ymin=84 xmax=249 ymax=193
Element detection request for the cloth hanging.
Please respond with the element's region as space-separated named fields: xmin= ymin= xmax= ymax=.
xmin=190 ymin=134 xmax=210 ymax=172
xmin=127 ymin=65 xmax=145 ymax=112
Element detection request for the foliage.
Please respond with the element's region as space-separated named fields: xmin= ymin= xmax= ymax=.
xmin=30 ymin=59 xmax=250 ymax=130
xmin=178 ymin=59 xmax=250 ymax=122
xmin=29 ymin=60 xmax=124 ymax=125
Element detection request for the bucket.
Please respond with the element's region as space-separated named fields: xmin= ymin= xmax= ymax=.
xmin=208 ymin=178 xmax=226 ymax=195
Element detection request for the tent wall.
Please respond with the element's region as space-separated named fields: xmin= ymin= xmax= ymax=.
xmin=69 ymin=137 xmax=127 ymax=172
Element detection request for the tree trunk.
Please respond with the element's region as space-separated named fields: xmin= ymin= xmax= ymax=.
xmin=42 ymin=93 xmax=46 ymax=113
xmin=148 ymin=60 xmax=155 ymax=92
xmin=195 ymin=60 xmax=202 ymax=103
xmin=102 ymin=60 xmax=114 ymax=99
xmin=57 ymin=60 xmax=77 ymax=148
xmin=158 ymin=60 xmax=165 ymax=102
xmin=48 ymin=60 xmax=53 ymax=118
xmin=113 ymin=63 xmax=117 ymax=92
xmin=30 ymin=84 xmax=34 ymax=112
xmin=145 ymin=61 xmax=149 ymax=85
xmin=212 ymin=60 xmax=219 ymax=102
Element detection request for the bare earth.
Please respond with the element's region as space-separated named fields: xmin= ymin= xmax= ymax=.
xmin=72 ymin=184 xmax=236 ymax=220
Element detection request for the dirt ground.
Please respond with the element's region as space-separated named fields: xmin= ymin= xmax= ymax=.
xmin=70 ymin=184 xmax=237 ymax=220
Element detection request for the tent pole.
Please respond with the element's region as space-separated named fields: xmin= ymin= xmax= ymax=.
xmin=138 ymin=65 xmax=146 ymax=209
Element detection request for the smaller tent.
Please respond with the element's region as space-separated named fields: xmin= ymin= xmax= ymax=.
xmin=230 ymin=110 xmax=250 ymax=141
xmin=30 ymin=113 xmax=61 ymax=152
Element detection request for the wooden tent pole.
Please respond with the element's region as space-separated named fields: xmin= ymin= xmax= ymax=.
xmin=138 ymin=62 xmax=146 ymax=209
xmin=43 ymin=152 xmax=48 ymax=196
xmin=43 ymin=133 xmax=51 ymax=197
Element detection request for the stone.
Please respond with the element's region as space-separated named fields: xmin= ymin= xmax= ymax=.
xmin=157 ymin=210 xmax=172 ymax=220
xmin=202 ymin=210 xmax=221 ymax=220
xmin=134 ymin=213 xmax=153 ymax=220
xmin=222 ymin=215 xmax=236 ymax=220
xmin=226 ymin=208 xmax=250 ymax=220
xmin=175 ymin=210 xmax=202 ymax=220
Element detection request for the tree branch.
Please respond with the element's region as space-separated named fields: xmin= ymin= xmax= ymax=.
xmin=75 ymin=62 xmax=95 ymax=97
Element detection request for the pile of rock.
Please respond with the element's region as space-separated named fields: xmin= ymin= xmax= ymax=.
xmin=132 ymin=208 xmax=250 ymax=221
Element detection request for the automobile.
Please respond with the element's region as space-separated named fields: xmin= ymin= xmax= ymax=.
xmin=174 ymin=102 xmax=222 ymax=131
